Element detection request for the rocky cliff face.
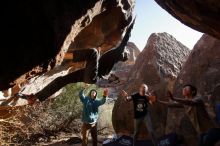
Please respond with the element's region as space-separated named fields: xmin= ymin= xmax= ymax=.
xmin=155 ymin=0 xmax=220 ymax=40
xmin=127 ymin=32 xmax=190 ymax=97
xmin=165 ymin=34 xmax=220 ymax=146
xmin=96 ymin=42 xmax=140 ymax=98
xmin=112 ymin=32 xmax=190 ymax=138
xmin=0 ymin=0 xmax=134 ymax=91
xmin=174 ymin=34 xmax=220 ymax=98
xmin=112 ymin=42 xmax=140 ymax=81
xmin=125 ymin=42 xmax=140 ymax=62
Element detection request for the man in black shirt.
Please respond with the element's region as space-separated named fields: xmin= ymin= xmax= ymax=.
xmin=121 ymin=84 xmax=158 ymax=146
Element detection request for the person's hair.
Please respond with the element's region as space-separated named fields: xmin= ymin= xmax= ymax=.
xmin=89 ymin=89 xmax=97 ymax=98
xmin=183 ymin=84 xmax=197 ymax=97
xmin=141 ymin=84 xmax=148 ymax=94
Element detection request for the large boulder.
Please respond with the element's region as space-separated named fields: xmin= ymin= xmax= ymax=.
xmin=127 ymin=32 xmax=190 ymax=98
xmin=125 ymin=42 xmax=141 ymax=63
xmin=112 ymin=42 xmax=140 ymax=81
xmin=174 ymin=34 xmax=220 ymax=98
xmin=0 ymin=0 xmax=134 ymax=91
xmin=167 ymin=34 xmax=220 ymax=146
xmin=96 ymin=42 xmax=140 ymax=98
xmin=155 ymin=0 xmax=220 ymax=40
xmin=112 ymin=32 xmax=190 ymax=138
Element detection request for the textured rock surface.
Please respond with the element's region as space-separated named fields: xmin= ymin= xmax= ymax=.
xmin=96 ymin=42 xmax=140 ymax=98
xmin=155 ymin=0 xmax=220 ymax=39
xmin=174 ymin=34 xmax=220 ymax=98
xmin=127 ymin=32 xmax=190 ymax=99
xmin=121 ymin=42 xmax=140 ymax=63
xmin=0 ymin=0 xmax=134 ymax=91
xmin=2 ymin=41 xmax=139 ymax=106
xmin=112 ymin=33 xmax=190 ymax=138
xmin=166 ymin=34 xmax=220 ymax=146
xmin=112 ymin=42 xmax=140 ymax=81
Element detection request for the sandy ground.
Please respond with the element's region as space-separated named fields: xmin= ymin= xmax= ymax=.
xmin=37 ymin=133 xmax=111 ymax=146
xmin=0 ymin=99 xmax=115 ymax=146
xmin=36 ymin=101 xmax=115 ymax=146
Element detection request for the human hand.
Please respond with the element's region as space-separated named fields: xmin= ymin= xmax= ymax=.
xmin=149 ymin=92 xmax=157 ymax=103
xmin=148 ymin=90 xmax=157 ymax=102
xmin=167 ymin=91 xmax=174 ymax=100
xmin=120 ymin=90 xmax=128 ymax=98
xmin=83 ymin=83 xmax=89 ymax=89
xmin=103 ymin=88 xmax=109 ymax=97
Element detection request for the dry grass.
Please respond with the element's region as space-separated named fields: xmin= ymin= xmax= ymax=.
xmin=0 ymin=83 xmax=114 ymax=146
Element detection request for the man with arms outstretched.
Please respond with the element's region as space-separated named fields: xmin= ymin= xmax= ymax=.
xmin=158 ymin=84 xmax=220 ymax=146
xmin=121 ymin=84 xmax=158 ymax=146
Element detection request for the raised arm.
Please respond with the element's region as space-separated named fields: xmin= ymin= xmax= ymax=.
xmin=171 ymin=97 xmax=199 ymax=106
xmin=79 ymin=88 xmax=86 ymax=103
xmin=158 ymin=99 xmax=183 ymax=108
xmin=96 ymin=96 xmax=107 ymax=106
xmin=120 ymin=90 xmax=132 ymax=102
xmin=96 ymin=89 xmax=108 ymax=106
xmin=167 ymin=91 xmax=201 ymax=106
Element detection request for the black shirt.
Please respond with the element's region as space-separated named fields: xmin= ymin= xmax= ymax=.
xmin=131 ymin=93 xmax=149 ymax=119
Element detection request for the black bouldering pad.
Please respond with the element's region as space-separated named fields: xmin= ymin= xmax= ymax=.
xmin=103 ymin=133 xmax=178 ymax=146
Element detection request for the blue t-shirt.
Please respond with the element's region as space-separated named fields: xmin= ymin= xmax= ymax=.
xmin=79 ymin=89 xmax=106 ymax=124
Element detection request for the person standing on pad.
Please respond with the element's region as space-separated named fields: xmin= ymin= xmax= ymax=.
xmin=158 ymin=84 xmax=220 ymax=146
xmin=79 ymin=85 xmax=108 ymax=146
xmin=121 ymin=84 xmax=158 ymax=146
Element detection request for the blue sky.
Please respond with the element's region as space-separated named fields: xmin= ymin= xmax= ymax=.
xmin=129 ymin=0 xmax=203 ymax=50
